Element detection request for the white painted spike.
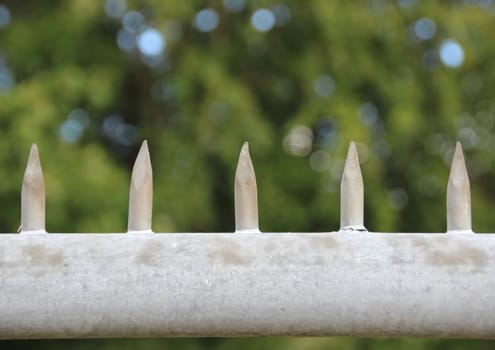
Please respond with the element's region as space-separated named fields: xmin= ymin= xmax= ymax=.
xmin=21 ymin=144 xmax=46 ymax=233
xmin=127 ymin=140 xmax=153 ymax=233
xmin=235 ymin=142 xmax=259 ymax=233
xmin=447 ymin=142 xmax=472 ymax=233
xmin=340 ymin=142 xmax=366 ymax=231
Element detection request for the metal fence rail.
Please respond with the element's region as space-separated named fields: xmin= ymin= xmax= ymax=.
xmin=1 ymin=141 xmax=494 ymax=339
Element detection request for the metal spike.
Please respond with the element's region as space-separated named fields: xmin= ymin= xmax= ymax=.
xmin=127 ymin=140 xmax=153 ymax=233
xmin=235 ymin=142 xmax=259 ymax=233
xmin=447 ymin=142 xmax=472 ymax=233
xmin=340 ymin=142 xmax=366 ymax=232
xmin=21 ymin=144 xmax=46 ymax=233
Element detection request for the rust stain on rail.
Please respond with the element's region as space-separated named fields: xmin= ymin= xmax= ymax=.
xmin=426 ymin=245 xmax=488 ymax=270
xmin=208 ymin=240 xmax=252 ymax=266
xmin=412 ymin=238 xmax=488 ymax=271
xmin=22 ymin=244 xmax=64 ymax=267
xmin=136 ymin=241 xmax=163 ymax=267
xmin=19 ymin=244 xmax=66 ymax=276
xmin=310 ymin=236 xmax=340 ymax=250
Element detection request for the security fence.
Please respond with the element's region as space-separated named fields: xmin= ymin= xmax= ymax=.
xmin=0 ymin=141 xmax=494 ymax=339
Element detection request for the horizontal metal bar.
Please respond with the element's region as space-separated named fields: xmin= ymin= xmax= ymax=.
xmin=1 ymin=232 xmax=494 ymax=339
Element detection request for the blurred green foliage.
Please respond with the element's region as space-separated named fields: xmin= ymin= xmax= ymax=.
xmin=1 ymin=0 xmax=495 ymax=348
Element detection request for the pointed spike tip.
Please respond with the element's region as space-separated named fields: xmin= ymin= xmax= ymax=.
xmin=21 ymin=143 xmax=46 ymax=233
xmin=29 ymin=143 xmax=39 ymax=159
xmin=449 ymin=142 xmax=469 ymax=187
xmin=240 ymin=141 xmax=249 ymax=158
xmin=447 ymin=142 xmax=472 ymax=233
xmin=138 ymin=140 xmax=149 ymax=158
xmin=235 ymin=142 xmax=259 ymax=233
xmin=128 ymin=140 xmax=153 ymax=233
xmin=340 ymin=142 xmax=366 ymax=231
xmin=132 ymin=140 xmax=152 ymax=186
xmin=453 ymin=142 xmax=464 ymax=165
xmin=345 ymin=141 xmax=359 ymax=167
xmin=24 ymin=144 xmax=42 ymax=183
xmin=236 ymin=142 xmax=255 ymax=184
xmin=348 ymin=141 xmax=357 ymax=157
xmin=141 ymin=139 xmax=148 ymax=151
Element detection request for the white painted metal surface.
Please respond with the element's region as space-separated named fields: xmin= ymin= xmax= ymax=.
xmin=1 ymin=231 xmax=494 ymax=339
xmin=1 ymin=141 xmax=494 ymax=339
xmin=447 ymin=143 xmax=472 ymax=234
xmin=235 ymin=142 xmax=259 ymax=233
xmin=340 ymin=142 xmax=366 ymax=232
xmin=127 ymin=141 xmax=153 ymax=234
xmin=20 ymin=144 xmax=46 ymax=234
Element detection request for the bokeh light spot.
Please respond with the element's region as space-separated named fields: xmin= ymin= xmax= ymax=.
xmin=251 ymin=8 xmax=275 ymax=32
xmin=115 ymin=124 xmax=138 ymax=146
xmin=194 ymin=8 xmax=219 ymax=32
xmin=413 ymin=17 xmax=436 ymax=40
xmin=103 ymin=115 xmax=123 ymax=137
xmin=0 ymin=65 xmax=15 ymax=93
xmin=314 ymin=75 xmax=335 ymax=98
xmin=68 ymin=108 xmax=90 ymax=128
xmin=59 ymin=109 xmax=90 ymax=143
xmin=283 ymin=126 xmax=313 ymax=157
xmin=0 ymin=5 xmax=10 ymax=28
xmin=472 ymin=0 xmax=494 ymax=9
xmin=358 ymin=102 xmax=378 ymax=126
xmin=388 ymin=188 xmax=408 ymax=210
xmin=103 ymin=115 xmax=138 ymax=146
xmin=272 ymin=5 xmax=291 ymax=26
xmin=104 ymin=0 xmax=126 ymax=19
xmin=315 ymin=119 xmax=337 ymax=148
xmin=116 ymin=29 xmax=136 ymax=52
xmin=122 ymin=11 xmax=145 ymax=33
xmin=439 ymin=39 xmax=464 ymax=68
xmin=223 ymin=0 xmax=245 ymax=13
xmin=310 ymin=150 xmax=331 ymax=172
xmin=397 ymin=0 xmax=417 ymax=9
xmin=137 ymin=28 xmax=166 ymax=57
xmin=458 ymin=127 xmax=478 ymax=150
xmin=60 ymin=120 xmax=84 ymax=143
xmin=368 ymin=0 xmax=388 ymax=14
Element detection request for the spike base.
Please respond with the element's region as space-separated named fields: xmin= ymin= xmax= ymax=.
xmin=339 ymin=225 xmax=367 ymax=232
